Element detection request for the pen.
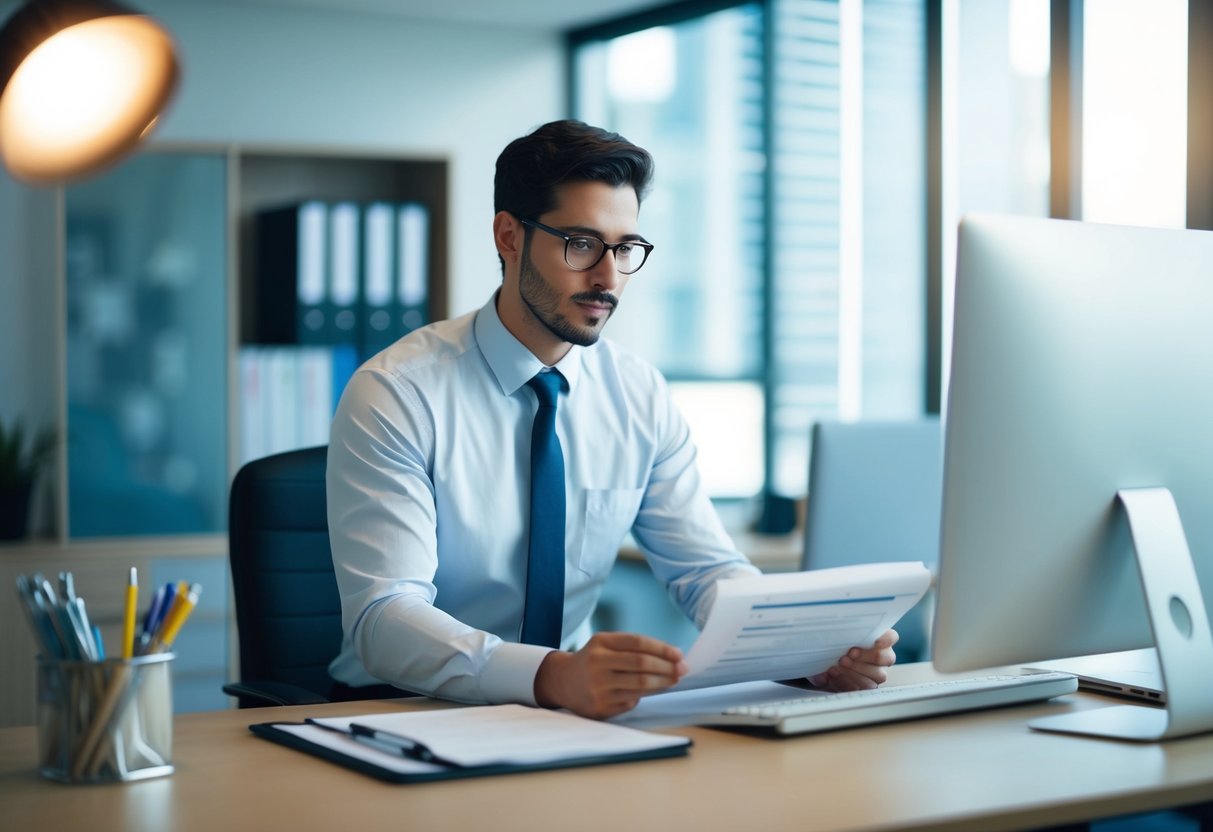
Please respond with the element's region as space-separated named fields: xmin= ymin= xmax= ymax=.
xmin=68 ymin=597 xmax=98 ymax=661
xmin=348 ymin=723 xmax=441 ymax=764
xmin=142 ymin=581 xmax=179 ymax=653
xmin=122 ymin=567 xmax=138 ymax=660
xmin=36 ymin=577 xmax=78 ymax=659
xmin=155 ymin=583 xmax=201 ymax=651
xmin=138 ymin=582 xmax=168 ymax=654
xmin=59 ymin=571 xmax=76 ymax=603
xmin=14 ymin=574 xmax=62 ymax=658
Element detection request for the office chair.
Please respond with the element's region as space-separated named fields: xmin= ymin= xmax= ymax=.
xmin=802 ymin=419 xmax=942 ymax=662
xmin=224 ymin=445 xmax=403 ymax=707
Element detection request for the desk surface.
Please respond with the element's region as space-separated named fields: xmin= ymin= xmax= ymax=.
xmin=3 ymin=663 xmax=1211 ymax=832
xmin=618 ymin=528 xmax=803 ymax=572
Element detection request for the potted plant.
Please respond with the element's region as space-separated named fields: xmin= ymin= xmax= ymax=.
xmin=0 ymin=419 xmax=56 ymax=540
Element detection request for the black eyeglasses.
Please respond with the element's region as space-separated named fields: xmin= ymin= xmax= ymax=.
xmin=518 ymin=217 xmax=654 ymax=275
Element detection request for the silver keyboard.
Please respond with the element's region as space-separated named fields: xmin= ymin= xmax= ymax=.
xmin=706 ymin=671 xmax=1079 ymax=735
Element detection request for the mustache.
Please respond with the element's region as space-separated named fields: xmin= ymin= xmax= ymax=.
xmin=570 ymin=291 xmax=618 ymax=309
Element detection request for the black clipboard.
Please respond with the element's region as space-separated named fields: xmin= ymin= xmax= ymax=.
xmin=249 ymin=720 xmax=692 ymax=784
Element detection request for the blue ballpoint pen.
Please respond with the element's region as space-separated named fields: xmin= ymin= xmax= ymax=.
xmin=139 ymin=583 xmax=172 ymax=653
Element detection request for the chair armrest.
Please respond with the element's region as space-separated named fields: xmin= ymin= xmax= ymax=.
xmin=222 ymin=680 xmax=330 ymax=708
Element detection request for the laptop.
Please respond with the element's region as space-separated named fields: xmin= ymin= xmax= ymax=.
xmin=1025 ymin=648 xmax=1164 ymax=704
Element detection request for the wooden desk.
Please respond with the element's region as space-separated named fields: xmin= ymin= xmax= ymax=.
xmin=2 ymin=664 xmax=1211 ymax=832
xmin=617 ymin=529 xmax=803 ymax=572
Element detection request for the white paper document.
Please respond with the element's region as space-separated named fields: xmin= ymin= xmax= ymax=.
xmin=668 ymin=562 xmax=931 ymax=692
xmin=305 ymin=704 xmax=688 ymax=768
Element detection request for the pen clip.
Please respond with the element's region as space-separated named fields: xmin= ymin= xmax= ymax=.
xmin=304 ymin=719 xmax=452 ymax=767
xmin=348 ymin=722 xmax=443 ymax=764
xmin=58 ymin=571 xmax=76 ymax=603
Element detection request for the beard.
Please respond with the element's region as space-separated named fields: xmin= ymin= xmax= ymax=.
xmin=518 ymin=241 xmax=618 ymax=348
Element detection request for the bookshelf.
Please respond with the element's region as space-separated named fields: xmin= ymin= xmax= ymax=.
xmin=0 ymin=145 xmax=449 ymax=727
xmin=235 ymin=150 xmax=448 ymax=348
xmin=234 ymin=150 xmax=448 ymax=466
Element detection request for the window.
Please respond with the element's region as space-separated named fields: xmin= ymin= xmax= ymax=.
xmin=571 ymin=0 xmax=928 ymax=507
xmin=573 ymin=0 xmax=1200 ymax=513
xmin=575 ymin=6 xmax=765 ymax=500
xmin=940 ymin=0 xmax=1051 ymax=396
xmin=1081 ymin=0 xmax=1188 ymax=228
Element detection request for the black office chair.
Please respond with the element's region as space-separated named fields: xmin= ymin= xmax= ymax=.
xmin=223 ymin=445 xmax=403 ymax=707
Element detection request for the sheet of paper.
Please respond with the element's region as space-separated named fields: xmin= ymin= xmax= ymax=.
xmin=310 ymin=704 xmax=688 ymax=767
xmin=668 ymin=561 xmax=931 ymax=692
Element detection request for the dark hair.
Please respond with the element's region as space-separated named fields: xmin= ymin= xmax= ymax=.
xmin=494 ymin=120 xmax=654 ymax=220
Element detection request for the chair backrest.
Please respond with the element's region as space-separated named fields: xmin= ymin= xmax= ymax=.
xmin=228 ymin=446 xmax=344 ymax=700
xmin=803 ymin=419 xmax=943 ymax=660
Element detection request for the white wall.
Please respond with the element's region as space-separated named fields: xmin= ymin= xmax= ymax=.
xmin=0 ymin=0 xmax=567 ymax=430
xmin=144 ymin=0 xmax=567 ymax=314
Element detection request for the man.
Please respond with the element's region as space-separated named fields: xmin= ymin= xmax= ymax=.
xmin=327 ymin=119 xmax=897 ymax=719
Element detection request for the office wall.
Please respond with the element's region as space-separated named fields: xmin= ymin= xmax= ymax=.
xmin=0 ymin=0 xmax=566 ymax=431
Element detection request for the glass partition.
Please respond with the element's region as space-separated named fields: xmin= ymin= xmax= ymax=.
xmin=65 ymin=152 xmax=229 ymax=537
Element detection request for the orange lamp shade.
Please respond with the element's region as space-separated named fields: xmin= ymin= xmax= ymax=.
xmin=0 ymin=0 xmax=179 ymax=185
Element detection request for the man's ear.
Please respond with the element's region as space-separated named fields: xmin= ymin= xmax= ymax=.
xmin=493 ymin=211 xmax=523 ymax=266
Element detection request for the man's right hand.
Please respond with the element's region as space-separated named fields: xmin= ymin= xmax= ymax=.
xmin=533 ymin=632 xmax=688 ymax=719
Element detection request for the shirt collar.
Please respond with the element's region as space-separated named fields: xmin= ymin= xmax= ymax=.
xmin=474 ymin=291 xmax=584 ymax=397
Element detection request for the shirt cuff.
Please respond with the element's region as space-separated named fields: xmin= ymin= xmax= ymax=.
xmin=480 ymin=641 xmax=554 ymax=705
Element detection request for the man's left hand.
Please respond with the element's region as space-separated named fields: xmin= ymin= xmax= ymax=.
xmin=808 ymin=628 xmax=899 ymax=692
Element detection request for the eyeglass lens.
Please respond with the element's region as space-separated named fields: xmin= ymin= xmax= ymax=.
xmin=565 ymin=236 xmax=647 ymax=274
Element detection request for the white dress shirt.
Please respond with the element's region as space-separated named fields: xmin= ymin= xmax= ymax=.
xmin=327 ymin=291 xmax=759 ymax=704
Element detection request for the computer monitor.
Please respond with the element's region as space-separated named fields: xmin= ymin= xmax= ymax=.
xmin=931 ymin=214 xmax=1213 ymax=741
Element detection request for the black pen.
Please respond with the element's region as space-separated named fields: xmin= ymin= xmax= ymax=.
xmin=348 ymin=723 xmax=443 ymax=764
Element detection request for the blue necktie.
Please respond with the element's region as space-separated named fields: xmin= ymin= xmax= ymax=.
xmin=521 ymin=371 xmax=565 ymax=648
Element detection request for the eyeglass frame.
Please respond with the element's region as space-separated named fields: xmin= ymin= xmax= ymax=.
xmin=517 ymin=217 xmax=654 ymax=275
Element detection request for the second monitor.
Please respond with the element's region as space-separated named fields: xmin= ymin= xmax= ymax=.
xmin=931 ymin=214 xmax=1213 ymax=741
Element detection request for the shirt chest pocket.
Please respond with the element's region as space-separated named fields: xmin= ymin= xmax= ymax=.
xmin=577 ymin=487 xmax=645 ymax=578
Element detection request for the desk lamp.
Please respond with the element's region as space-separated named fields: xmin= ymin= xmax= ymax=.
xmin=0 ymin=0 xmax=179 ymax=184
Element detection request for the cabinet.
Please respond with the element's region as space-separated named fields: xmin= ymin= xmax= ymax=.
xmin=1 ymin=145 xmax=448 ymax=727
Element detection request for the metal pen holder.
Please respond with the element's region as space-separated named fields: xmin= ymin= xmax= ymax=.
xmin=36 ymin=653 xmax=175 ymax=784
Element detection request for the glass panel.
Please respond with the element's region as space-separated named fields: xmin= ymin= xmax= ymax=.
xmin=668 ymin=380 xmax=764 ymax=498
xmin=574 ymin=0 xmax=929 ymax=500
xmin=65 ymin=152 xmax=228 ymax=537
xmin=574 ymin=5 xmax=765 ymax=501
xmin=941 ymin=0 xmax=1051 ymax=401
xmin=1082 ymin=0 xmax=1188 ymax=228
xmin=769 ymin=0 xmax=927 ymax=495
xmin=575 ymin=6 xmax=766 ymax=382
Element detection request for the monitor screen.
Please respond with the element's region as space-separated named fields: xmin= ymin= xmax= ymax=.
xmin=931 ymin=214 xmax=1213 ymax=740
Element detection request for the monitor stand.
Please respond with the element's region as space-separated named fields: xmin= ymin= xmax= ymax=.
xmin=1029 ymin=487 xmax=1213 ymax=741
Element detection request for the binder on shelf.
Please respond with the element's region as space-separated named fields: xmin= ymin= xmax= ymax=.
xmin=296 ymin=346 xmax=334 ymax=449
xmin=250 ymin=704 xmax=691 ymax=785
xmin=253 ymin=201 xmax=328 ymax=345
xmin=237 ymin=345 xmax=348 ymax=465
xmin=327 ymin=201 xmax=361 ymax=347
xmin=331 ymin=343 xmax=359 ymax=413
xmin=237 ymin=348 xmax=266 ymax=465
xmin=264 ymin=347 xmax=299 ymax=457
xmin=360 ymin=201 xmax=399 ymax=359
xmin=397 ymin=202 xmax=429 ymax=335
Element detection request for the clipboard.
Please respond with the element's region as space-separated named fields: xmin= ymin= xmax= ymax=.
xmin=249 ymin=704 xmax=692 ymax=784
